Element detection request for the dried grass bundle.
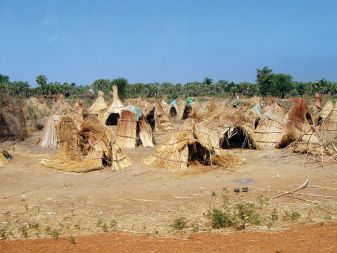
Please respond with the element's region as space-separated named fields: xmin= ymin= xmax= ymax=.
xmin=139 ymin=116 xmax=154 ymax=147
xmin=154 ymin=102 xmax=172 ymax=131
xmin=0 ymin=94 xmax=28 ymax=141
xmin=116 ymin=110 xmax=137 ymax=148
xmin=38 ymin=95 xmax=71 ymax=149
xmin=288 ymin=98 xmax=308 ymax=124
xmin=42 ymin=115 xmax=131 ymax=172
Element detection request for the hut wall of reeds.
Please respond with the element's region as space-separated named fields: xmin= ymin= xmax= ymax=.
xmin=139 ymin=116 xmax=154 ymax=147
xmin=116 ymin=110 xmax=137 ymax=148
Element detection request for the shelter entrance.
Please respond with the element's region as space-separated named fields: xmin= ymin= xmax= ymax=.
xmin=220 ymin=127 xmax=256 ymax=149
xmin=105 ymin=113 xmax=120 ymax=126
xmin=188 ymin=142 xmax=211 ymax=166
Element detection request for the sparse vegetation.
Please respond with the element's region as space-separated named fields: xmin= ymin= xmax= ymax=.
xmin=170 ymin=217 xmax=188 ymax=231
xmin=211 ymin=208 xmax=234 ymax=228
xmin=234 ymin=202 xmax=261 ymax=227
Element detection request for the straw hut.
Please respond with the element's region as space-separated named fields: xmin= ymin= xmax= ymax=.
xmin=42 ymin=115 xmax=131 ymax=172
xmin=317 ymin=101 xmax=337 ymax=144
xmin=116 ymin=110 xmax=138 ymax=148
xmin=154 ymin=102 xmax=173 ymax=131
xmin=317 ymin=100 xmax=334 ymax=125
xmin=145 ymin=102 xmax=172 ymax=132
xmin=104 ymin=85 xmax=124 ymax=125
xmin=38 ymin=95 xmax=71 ymax=149
xmin=253 ymin=102 xmax=288 ymax=149
xmin=88 ymin=91 xmax=108 ymax=122
xmin=217 ymin=108 xmax=257 ymax=149
xmin=0 ymin=94 xmax=28 ymax=141
xmin=145 ymin=119 xmax=240 ymax=170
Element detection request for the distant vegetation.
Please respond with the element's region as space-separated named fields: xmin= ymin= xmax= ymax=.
xmin=1 ymin=66 xmax=337 ymax=100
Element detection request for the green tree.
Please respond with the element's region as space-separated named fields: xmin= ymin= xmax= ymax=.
xmin=203 ymin=77 xmax=213 ymax=85
xmin=112 ymin=77 xmax=128 ymax=99
xmin=36 ymin=75 xmax=47 ymax=87
xmin=272 ymin=73 xmax=293 ymax=98
xmin=0 ymin=74 xmax=10 ymax=84
xmin=92 ymin=79 xmax=110 ymax=94
xmin=256 ymin=66 xmax=273 ymax=96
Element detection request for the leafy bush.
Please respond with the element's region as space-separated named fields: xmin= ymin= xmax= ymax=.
xmin=170 ymin=217 xmax=188 ymax=230
xmin=211 ymin=208 xmax=234 ymax=228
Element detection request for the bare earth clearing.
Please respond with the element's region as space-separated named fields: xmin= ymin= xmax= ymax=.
xmin=0 ymin=133 xmax=337 ymax=252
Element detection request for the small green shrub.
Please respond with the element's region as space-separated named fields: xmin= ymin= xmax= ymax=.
xmin=211 ymin=208 xmax=234 ymax=228
xmin=234 ymin=202 xmax=261 ymax=226
xmin=19 ymin=225 xmax=29 ymax=238
xmin=50 ymin=230 xmax=59 ymax=240
xmin=109 ymin=220 xmax=117 ymax=230
xmin=170 ymin=217 xmax=188 ymax=230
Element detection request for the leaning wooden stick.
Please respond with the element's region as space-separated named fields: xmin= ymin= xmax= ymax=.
xmin=272 ymin=179 xmax=309 ymax=199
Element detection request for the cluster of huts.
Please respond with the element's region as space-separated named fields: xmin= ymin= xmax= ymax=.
xmin=0 ymin=89 xmax=336 ymax=170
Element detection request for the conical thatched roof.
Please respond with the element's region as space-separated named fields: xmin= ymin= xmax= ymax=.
xmin=89 ymin=91 xmax=108 ymax=114
xmin=105 ymin=85 xmax=124 ymax=115
xmin=319 ymin=100 xmax=334 ymax=120
xmin=145 ymin=119 xmax=240 ymax=170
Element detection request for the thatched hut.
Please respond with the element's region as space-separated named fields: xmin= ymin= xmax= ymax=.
xmin=0 ymin=94 xmax=28 ymax=141
xmin=38 ymin=95 xmax=71 ymax=149
xmin=253 ymin=102 xmax=288 ymax=149
xmin=145 ymin=119 xmax=240 ymax=170
xmin=89 ymin=91 xmax=108 ymax=115
xmin=116 ymin=105 xmax=154 ymax=148
xmin=145 ymin=102 xmax=172 ymax=132
xmin=42 ymin=115 xmax=131 ymax=172
xmin=104 ymin=85 xmax=124 ymax=126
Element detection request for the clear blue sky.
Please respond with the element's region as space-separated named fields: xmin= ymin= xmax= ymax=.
xmin=1 ymin=0 xmax=337 ymax=86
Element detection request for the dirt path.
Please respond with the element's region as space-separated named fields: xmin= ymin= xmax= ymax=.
xmin=1 ymin=223 xmax=336 ymax=253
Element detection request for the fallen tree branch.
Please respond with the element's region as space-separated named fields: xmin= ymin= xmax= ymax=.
xmin=272 ymin=179 xmax=309 ymax=199
xmin=286 ymin=195 xmax=320 ymax=204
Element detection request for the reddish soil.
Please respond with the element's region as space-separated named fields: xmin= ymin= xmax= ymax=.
xmin=1 ymin=223 xmax=337 ymax=253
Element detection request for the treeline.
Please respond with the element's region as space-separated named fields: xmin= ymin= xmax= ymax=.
xmin=1 ymin=66 xmax=337 ymax=100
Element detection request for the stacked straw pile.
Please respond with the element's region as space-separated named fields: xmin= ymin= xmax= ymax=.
xmin=0 ymin=94 xmax=28 ymax=141
xmin=42 ymin=115 xmax=131 ymax=172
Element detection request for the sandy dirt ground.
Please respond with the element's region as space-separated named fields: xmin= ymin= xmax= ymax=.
xmin=1 ymin=223 xmax=337 ymax=253
xmin=0 ymin=133 xmax=337 ymax=251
